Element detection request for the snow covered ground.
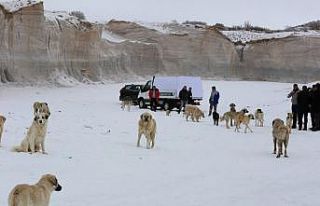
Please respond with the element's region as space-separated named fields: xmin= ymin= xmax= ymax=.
xmin=0 ymin=80 xmax=319 ymax=206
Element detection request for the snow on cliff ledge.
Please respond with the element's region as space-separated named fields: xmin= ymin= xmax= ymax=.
xmin=0 ymin=0 xmax=41 ymax=12
xmin=221 ymin=30 xmax=320 ymax=43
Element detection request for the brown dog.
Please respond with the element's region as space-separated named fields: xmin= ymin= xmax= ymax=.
xmin=234 ymin=109 xmax=252 ymax=132
xmin=8 ymin=174 xmax=62 ymax=206
xmin=220 ymin=111 xmax=237 ymax=129
xmin=184 ymin=105 xmax=205 ymax=122
xmin=235 ymin=113 xmax=254 ymax=133
xmin=286 ymin=113 xmax=293 ymax=134
xmin=0 ymin=115 xmax=6 ymax=146
xmin=137 ymin=112 xmax=157 ymax=149
xmin=272 ymin=118 xmax=290 ymax=158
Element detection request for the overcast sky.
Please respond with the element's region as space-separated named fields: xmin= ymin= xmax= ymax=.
xmin=44 ymin=0 xmax=320 ymax=29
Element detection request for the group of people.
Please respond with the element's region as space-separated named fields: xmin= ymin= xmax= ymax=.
xmin=148 ymin=85 xmax=194 ymax=112
xmin=148 ymin=84 xmax=221 ymax=116
xmin=288 ymin=83 xmax=320 ymax=131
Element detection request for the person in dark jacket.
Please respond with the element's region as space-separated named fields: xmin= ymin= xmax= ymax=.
xmin=309 ymin=85 xmax=317 ymax=130
xmin=287 ymin=84 xmax=300 ymax=129
xmin=149 ymin=86 xmax=160 ymax=112
xmin=297 ymin=85 xmax=310 ymax=130
xmin=208 ymin=86 xmax=220 ymax=116
xmin=187 ymin=87 xmax=193 ymax=104
xmin=178 ymin=86 xmax=189 ymax=114
xmin=310 ymin=83 xmax=320 ymax=131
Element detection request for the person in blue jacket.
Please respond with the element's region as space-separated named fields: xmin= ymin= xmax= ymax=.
xmin=208 ymin=86 xmax=220 ymax=116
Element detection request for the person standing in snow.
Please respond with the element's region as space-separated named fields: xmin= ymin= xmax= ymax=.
xmin=297 ymin=85 xmax=310 ymax=130
xmin=208 ymin=86 xmax=220 ymax=116
xmin=178 ymin=86 xmax=189 ymax=114
xmin=187 ymin=87 xmax=193 ymax=104
xmin=287 ymin=84 xmax=300 ymax=129
xmin=149 ymin=86 xmax=160 ymax=112
xmin=310 ymin=83 xmax=320 ymax=131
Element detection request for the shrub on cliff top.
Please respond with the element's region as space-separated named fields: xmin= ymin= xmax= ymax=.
xmin=70 ymin=11 xmax=86 ymax=20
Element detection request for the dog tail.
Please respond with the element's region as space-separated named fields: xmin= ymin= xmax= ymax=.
xmin=11 ymin=145 xmax=24 ymax=152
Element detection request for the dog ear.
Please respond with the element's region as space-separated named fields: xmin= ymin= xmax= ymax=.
xmin=140 ymin=114 xmax=143 ymax=120
xmin=48 ymin=176 xmax=58 ymax=186
xmin=45 ymin=114 xmax=49 ymax=119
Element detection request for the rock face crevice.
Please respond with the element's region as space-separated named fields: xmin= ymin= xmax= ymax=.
xmin=0 ymin=1 xmax=319 ymax=84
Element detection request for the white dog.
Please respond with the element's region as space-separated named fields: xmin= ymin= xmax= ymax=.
xmin=8 ymin=174 xmax=62 ymax=206
xmin=12 ymin=113 xmax=49 ymax=154
xmin=254 ymin=109 xmax=264 ymax=127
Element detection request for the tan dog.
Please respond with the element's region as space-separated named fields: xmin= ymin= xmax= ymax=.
xmin=0 ymin=115 xmax=6 ymax=146
xmin=286 ymin=113 xmax=293 ymax=133
xmin=272 ymin=118 xmax=290 ymax=158
xmin=233 ymin=108 xmax=251 ymax=132
xmin=8 ymin=174 xmax=62 ymax=206
xmin=235 ymin=113 xmax=254 ymax=133
xmin=33 ymin=102 xmax=50 ymax=116
xmin=220 ymin=111 xmax=237 ymax=129
xmin=254 ymin=109 xmax=264 ymax=127
xmin=184 ymin=105 xmax=205 ymax=122
xmin=12 ymin=112 xmax=49 ymax=154
xmin=137 ymin=112 xmax=157 ymax=149
xmin=121 ymin=100 xmax=132 ymax=112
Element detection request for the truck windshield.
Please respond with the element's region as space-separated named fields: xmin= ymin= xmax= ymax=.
xmin=141 ymin=80 xmax=152 ymax=92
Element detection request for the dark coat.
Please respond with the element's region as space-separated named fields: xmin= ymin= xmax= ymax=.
xmin=297 ymin=90 xmax=310 ymax=113
xmin=310 ymin=89 xmax=320 ymax=112
xmin=209 ymin=91 xmax=220 ymax=105
xmin=179 ymin=88 xmax=189 ymax=101
xmin=187 ymin=90 xmax=192 ymax=103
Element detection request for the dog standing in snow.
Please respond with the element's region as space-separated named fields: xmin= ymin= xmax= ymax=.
xmin=137 ymin=112 xmax=157 ymax=149
xmin=8 ymin=174 xmax=62 ymax=206
xmin=254 ymin=109 xmax=264 ymax=127
xmin=272 ymin=118 xmax=290 ymax=158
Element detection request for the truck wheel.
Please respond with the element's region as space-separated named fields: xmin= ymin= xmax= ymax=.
xmin=138 ymin=98 xmax=146 ymax=109
xmin=163 ymin=102 xmax=170 ymax=111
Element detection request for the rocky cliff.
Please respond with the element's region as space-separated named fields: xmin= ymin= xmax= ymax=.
xmin=0 ymin=0 xmax=319 ymax=84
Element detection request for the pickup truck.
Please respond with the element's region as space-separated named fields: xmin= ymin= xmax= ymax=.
xmin=119 ymin=84 xmax=143 ymax=104
xmin=137 ymin=76 xmax=203 ymax=110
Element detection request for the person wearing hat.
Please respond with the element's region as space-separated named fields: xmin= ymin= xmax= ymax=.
xmin=208 ymin=86 xmax=220 ymax=116
xmin=287 ymin=84 xmax=300 ymax=129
